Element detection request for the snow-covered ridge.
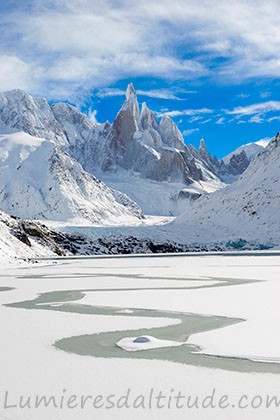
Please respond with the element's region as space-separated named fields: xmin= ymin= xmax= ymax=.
xmin=222 ymin=142 xmax=266 ymax=165
xmin=173 ymin=134 xmax=280 ymax=245
xmin=0 ymin=89 xmax=67 ymax=144
xmin=0 ymin=131 xmax=143 ymax=223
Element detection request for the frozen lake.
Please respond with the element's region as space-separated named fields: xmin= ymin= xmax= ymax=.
xmin=1 ymin=252 xmax=280 ymax=419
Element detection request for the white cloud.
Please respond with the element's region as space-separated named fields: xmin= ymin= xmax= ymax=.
xmin=188 ymin=116 xmax=203 ymax=123
xmin=226 ymin=101 xmax=280 ymax=116
xmin=96 ymin=88 xmax=125 ymax=98
xmin=157 ymin=108 xmax=213 ymax=117
xmin=183 ymin=128 xmax=199 ymax=136
xmin=0 ymin=55 xmax=42 ymax=92
xmin=237 ymin=94 xmax=250 ymax=99
xmin=1 ymin=0 xmax=280 ymax=99
xmin=248 ymin=115 xmax=263 ymax=124
xmin=216 ymin=117 xmax=225 ymax=125
xmin=268 ymin=116 xmax=280 ymax=122
xmin=0 ymin=1 xmax=207 ymax=99
xmin=136 ymin=89 xmax=184 ymax=100
xmin=260 ymin=91 xmax=271 ymax=99
xmin=199 ymin=118 xmax=212 ymax=124
xmin=96 ymin=87 xmax=190 ymax=100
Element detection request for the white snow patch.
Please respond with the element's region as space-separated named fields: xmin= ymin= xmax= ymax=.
xmin=117 ymin=335 xmax=184 ymax=351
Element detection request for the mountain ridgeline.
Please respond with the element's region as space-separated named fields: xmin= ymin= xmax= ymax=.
xmin=0 ymin=84 xmax=266 ymax=220
xmin=52 ymin=84 xmax=255 ymax=185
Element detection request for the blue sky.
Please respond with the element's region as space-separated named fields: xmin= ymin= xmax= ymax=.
xmin=0 ymin=0 xmax=280 ymax=157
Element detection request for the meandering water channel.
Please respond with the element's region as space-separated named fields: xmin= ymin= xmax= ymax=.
xmin=4 ymin=268 xmax=280 ymax=374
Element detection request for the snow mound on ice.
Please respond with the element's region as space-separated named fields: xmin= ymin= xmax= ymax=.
xmin=116 ymin=335 xmax=184 ymax=352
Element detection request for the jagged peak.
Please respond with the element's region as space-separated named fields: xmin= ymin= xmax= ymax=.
xmin=273 ymin=132 xmax=280 ymax=144
xmin=112 ymin=83 xmax=141 ymax=133
xmin=120 ymin=83 xmax=139 ymax=117
xmin=160 ymin=114 xmax=172 ymax=123
xmin=52 ymin=102 xmax=76 ymax=112
xmin=159 ymin=113 xmax=181 ymax=129
xmin=104 ymin=120 xmax=111 ymax=128
xmin=159 ymin=114 xmax=179 ymax=132
xmin=159 ymin=114 xmax=185 ymax=148
xmin=265 ymin=131 xmax=280 ymax=153
xmin=140 ymin=102 xmax=159 ymax=132
xmin=141 ymin=101 xmax=149 ymax=114
xmin=140 ymin=101 xmax=155 ymax=119
xmin=189 ymin=143 xmax=198 ymax=153
xmin=160 ymin=114 xmax=180 ymax=132
xmin=3 ymin=88 xmax=31 ymax=97
xmin=199 ymin=138 xmax=207 ymax=151
xmin=126 ymin=83 xmax=136 ymax=101
xmin=0 ymin=89 xmax=37 ymax=109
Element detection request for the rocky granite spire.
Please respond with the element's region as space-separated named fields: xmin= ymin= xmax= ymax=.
xmin=140 ymin=102 xmax=159 ymax=131
xmin=119 ymin=83 xmax=141 ymax=130
xmin=159 ymin=114 xmax=185 ymax=149
xmin=105 ymin=83 xmax=142 ymax=168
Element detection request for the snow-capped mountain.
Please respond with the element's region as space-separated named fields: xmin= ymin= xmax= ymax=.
xmin=0 ymin=84 xmax=264 ymax=220
xmin=0 ymin=84 xmax=279 ymax=254
xmin=65 ymin=83 xmax=219 ymax=185
xmin=222 ymin=141 xmax=266 ymax=164
xmin=172 ymin=134 xmax=280 ymax=245
xmin=0 ymin=85 xmax=227 ymax=216
xmin=52 ymin=84 xmax=225 ymax=215
xmin=0 ymin=131 xmax=143 ymax=222
xmin=192 ymin=138 xmax=266 ymax=184
xmin=217 ymin=141 xmax=267 ymax=182
xmin=0 ymin=89 xmax=67 ymax=144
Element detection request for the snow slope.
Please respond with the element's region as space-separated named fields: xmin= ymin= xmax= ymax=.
xmin=0 ymin=132 xmax=143 ymax=223
xmin=173 ymin=134 xmax=280 ymax=245
xmin=96 ymin=168 xmax=224 ymax=216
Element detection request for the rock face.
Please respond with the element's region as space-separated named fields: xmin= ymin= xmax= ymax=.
xmin=87 ymin=84 xmax=217 ymax=185
xmin=0 ymin=208 xmax=82 ymax=260
xmin=224 ymin=150 xmax=250 ymax=175
xmin=50 ymin=84 xmax=220 ymax=186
